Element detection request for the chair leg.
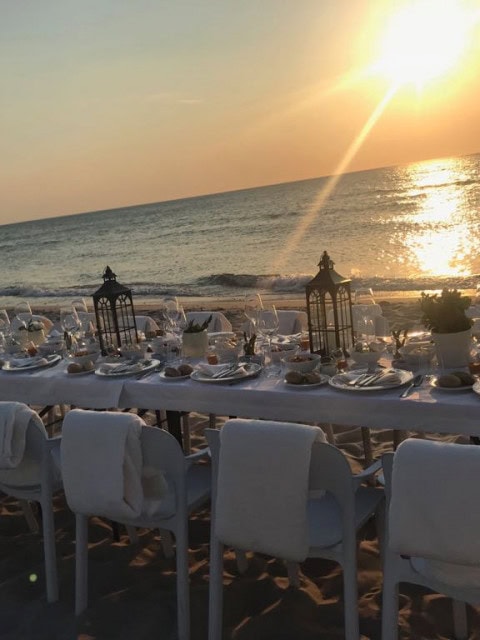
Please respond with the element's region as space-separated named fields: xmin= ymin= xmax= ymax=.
xmin=235 ymin=549 xmax=248 ymax=574
xmin=19 ymin=500 xmax=39 ymax=533
xmin=286 ymin=561 xmax=300 ymax=587
xmin=452 ymin=599 xmax=468 ymax=640
xmin=159 ymin=529 xmax=175 ymax=558
xmin=381 ymin=567 xmax=399 ymax=640
xmin=41 ymin=498 xmax=58 ymax=603
xmin=175 ymin=522 xmax=190 ymax=640
xmin=342 ymin=561 xmax=360 ymax=640
xmin=126 ymin=525 xmax=138 ymax=544
xmin=323 ymin=423 xmax=336 ymax=445
xmin=361 ymin=427 xmax=373 ymax=467
xmin=183 ymin=414 xmax=191 ymax=455
xmin=75 ymin=514 xmax=89 ymax=615
xmin=208 ymin=537 xmax=224 ymax=640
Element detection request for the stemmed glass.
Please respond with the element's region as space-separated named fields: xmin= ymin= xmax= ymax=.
xmin=14 ymin=300 xmax=32 ymax=329
xmin=0 ymin=309 xmax=11 ymax=335
xmin=60 ymin=305 xmax=80 ymax=352
xmin=257 ymin=304 xmax=280 ymax=376
xmin=244 ymin=292 xmax=263 ymax=336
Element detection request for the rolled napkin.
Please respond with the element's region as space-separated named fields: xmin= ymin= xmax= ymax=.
xmin=61 ymin=409 xmax=144 ymax=520
xmin=215 ymin=419 xmax=326 ymax=562
xmin=97 ymin=361 xmax=144 ymax=375
xmin=8 ymin=356 xmax=48 ymax=368
xmin=195 ymin=363 xmax=235 ymax=377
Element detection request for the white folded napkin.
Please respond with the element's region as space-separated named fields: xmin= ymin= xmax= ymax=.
xmin=9 ymin=356 xmax=48 ymax=368
xmin=195 ymin=363 xmax=233 ymax=377
xmin=97 ymin=361 xmax=143 ymax=375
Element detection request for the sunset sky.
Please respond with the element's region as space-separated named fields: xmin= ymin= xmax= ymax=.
xmin=1 ymin=0 xmax=480 ymax=225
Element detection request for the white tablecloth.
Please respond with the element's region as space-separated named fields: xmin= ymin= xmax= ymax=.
xmin=0 ymin=359 xmax=479 ymax=436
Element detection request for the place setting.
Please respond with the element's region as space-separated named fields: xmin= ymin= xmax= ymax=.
xmin=190 ymin=361 xmax=262 ymax=384
xmin=1 ymin=353 xmax=63 ymax=373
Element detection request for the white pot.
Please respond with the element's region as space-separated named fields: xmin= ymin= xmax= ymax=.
xmin=432 ymin=329 xmax=472 ymax=369
xmin=182 ymin=330 xmax=208 ymax=358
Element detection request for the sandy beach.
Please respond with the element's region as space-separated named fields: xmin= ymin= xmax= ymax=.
xmin=1 ymin=296 xmax=477 ymax=640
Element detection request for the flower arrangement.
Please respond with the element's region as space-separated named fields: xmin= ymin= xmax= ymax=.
xmin=243 ymin=333 xmax=256 ymax=356
xmin=420 ymin=289 xmax=472 ymax=334
xmin=17 ymin=319 xmax=45 ymax=332
xmin=183 ymin=315 xmax=212 ymax=333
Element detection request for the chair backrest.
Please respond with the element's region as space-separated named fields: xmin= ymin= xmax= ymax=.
xmin=185 ymin=311 xmax=232 ymax=333
xmin=387 ymin=439 xmax=480 ymax=567
xmin=206 ymin=420 xmax=355 ymax=561
xmin=0 ymin=403 xmax=49 ymax=489
xmin=61 ymin=410 xmax=186 ymax=521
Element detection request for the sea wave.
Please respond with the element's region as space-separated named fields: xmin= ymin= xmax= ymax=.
xmin=1 ymin=272 xmax=480 ymax=305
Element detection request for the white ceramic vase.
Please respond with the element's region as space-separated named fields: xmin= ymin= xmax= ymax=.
xmin=432 ymin=329 xmax=472 ymax=369
xmin=182 ymin=330 xmax=208 ymax=358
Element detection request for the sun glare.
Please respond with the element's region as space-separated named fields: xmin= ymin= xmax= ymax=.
xmin=376 ymin=0 xmax=473 ymax=88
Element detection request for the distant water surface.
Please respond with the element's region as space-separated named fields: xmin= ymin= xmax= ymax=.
xmin=1 ymin=152 xmax=479 ymax=308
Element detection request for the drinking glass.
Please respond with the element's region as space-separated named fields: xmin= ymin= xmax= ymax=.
xmin=60 ymin=306 xmax=80 ymax=334
xmin=332 ymin=348 xmax=348 ymax=373
xmin=244 ymin=292 xmax=263 ymax=337
xmin=0 ymin=309 xmax=11 ymax=336
xmin=257 ymin=305 xmax=280 ymax=377
xmin=162 ymin=296 xmax=180 ymax=331
xmin=14 ymin=300 xmax=32 ymax=328
xmin=354 ymin=288 xmax=375 ymax=305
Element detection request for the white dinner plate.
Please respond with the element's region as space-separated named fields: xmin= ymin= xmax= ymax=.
xmin=2 ymin=354 xmax=62 ymax=372
xmin=190 ymin=362 xmax=261 ymax=384
xmin=284 ymin=374 xmax=330 ymax=389
xmin=159 ymin=371 xmax=191 ymax=382
xmin=208 ymin=331 xmax=235 ymax=340
xmin=329 ymin=368 xmax=413 ymax=392
xmin=94 ymin=358 xmax=161 ymax=378
xmin=431 ymin=377 xmax=474 ymax=392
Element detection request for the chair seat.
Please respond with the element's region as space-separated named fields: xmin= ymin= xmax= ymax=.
xmin=139 ymin=464 xmax=211 ymax=522
xmin=308 ymin=487 xmax=383 ymax=549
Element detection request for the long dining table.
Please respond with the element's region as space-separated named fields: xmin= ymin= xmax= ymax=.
xmin=1 ymin=357 xmax=479 ymax=440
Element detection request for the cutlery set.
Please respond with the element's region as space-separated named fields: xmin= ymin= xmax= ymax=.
xmin=348 ymin=370 xmax=393 ymax=387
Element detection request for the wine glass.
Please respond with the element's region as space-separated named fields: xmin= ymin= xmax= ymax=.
xmin=244 ymin=293 xmax=263 ymax=335
xmin=257 ymin=305 xmax=280 ymax=376
xmin=14 ymin=300 xmax=32 ymax=329
xmin=162 ymin=296 xmax=180 ymax=331
xmin=354 ymin=288 xmax=375 ymax=305
xmin=0 ymin=309 xmax=11 ymax=336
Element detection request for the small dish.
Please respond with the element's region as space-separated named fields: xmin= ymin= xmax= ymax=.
xmin=284 ymin=374 xmax=329 ymax=389
xmin=430 ymin=377 xmax=474 ymax=392
xmin=159 ymin=371 xmax=191 ymax=382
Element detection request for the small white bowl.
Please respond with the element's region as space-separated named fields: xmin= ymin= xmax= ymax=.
xmin=398 ymin=341 xmax=435 ymax=366
xmin=282 ymin=352 xmax=321 ymax=373
xmin=71 ymin=351 xmax=100 ymax=366
xmin=349 ymin=346 xmax=385 ymax=368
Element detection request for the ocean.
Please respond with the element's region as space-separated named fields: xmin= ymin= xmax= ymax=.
xmin=1 ymin=152 xmax=479 ymax=309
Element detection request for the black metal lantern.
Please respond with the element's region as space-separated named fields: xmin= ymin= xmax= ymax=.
xmin=92 ymin=266 xmax=138 ymax=354
xmin=305 ymin=251 xmax=354 ymax=357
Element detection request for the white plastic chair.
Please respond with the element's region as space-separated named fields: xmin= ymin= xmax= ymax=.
xmin=61 ymin=410 xmax=211 ymax=640
xmin=382 ymin=439 xmax=480 ymax=640
xmin=185 ymin=311 xmax=232 ymax=333
xmin=0 ymin=402 xmax=62 ymax=603
xmin=206 ymin=420 xmax=384 ymax=640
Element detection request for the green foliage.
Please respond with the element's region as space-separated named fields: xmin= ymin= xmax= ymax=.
xmin=243 ymin=332 xmax=256 ymax=356
xmin=420 ymin=289 xmax=472 ymax=334
xmin=183 ymin=315 xmax=212 ymax=333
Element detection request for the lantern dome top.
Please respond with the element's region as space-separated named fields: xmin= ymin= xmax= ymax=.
xmin=93 ymin=266 xmax=132 ymax=300
xmin=307 ymin=251 xmax=351 ymax=290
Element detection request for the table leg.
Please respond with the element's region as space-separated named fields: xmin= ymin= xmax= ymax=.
xmin=166 ymin=411 xmax=183 ymax=448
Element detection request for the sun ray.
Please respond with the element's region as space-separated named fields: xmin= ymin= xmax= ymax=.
xmin=271 ymin=85 xmax=398 ymax=271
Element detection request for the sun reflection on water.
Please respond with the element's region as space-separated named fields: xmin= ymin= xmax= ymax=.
xmin=394 ymin=157 xmax=475 ymax=277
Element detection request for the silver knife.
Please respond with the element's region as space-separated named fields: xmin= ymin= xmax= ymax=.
xmin=400 ymin=374 xmax=424 ymax=398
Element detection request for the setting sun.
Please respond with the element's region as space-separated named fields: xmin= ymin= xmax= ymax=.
xmin=375 ymin=0 xmax=475 ymax=88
